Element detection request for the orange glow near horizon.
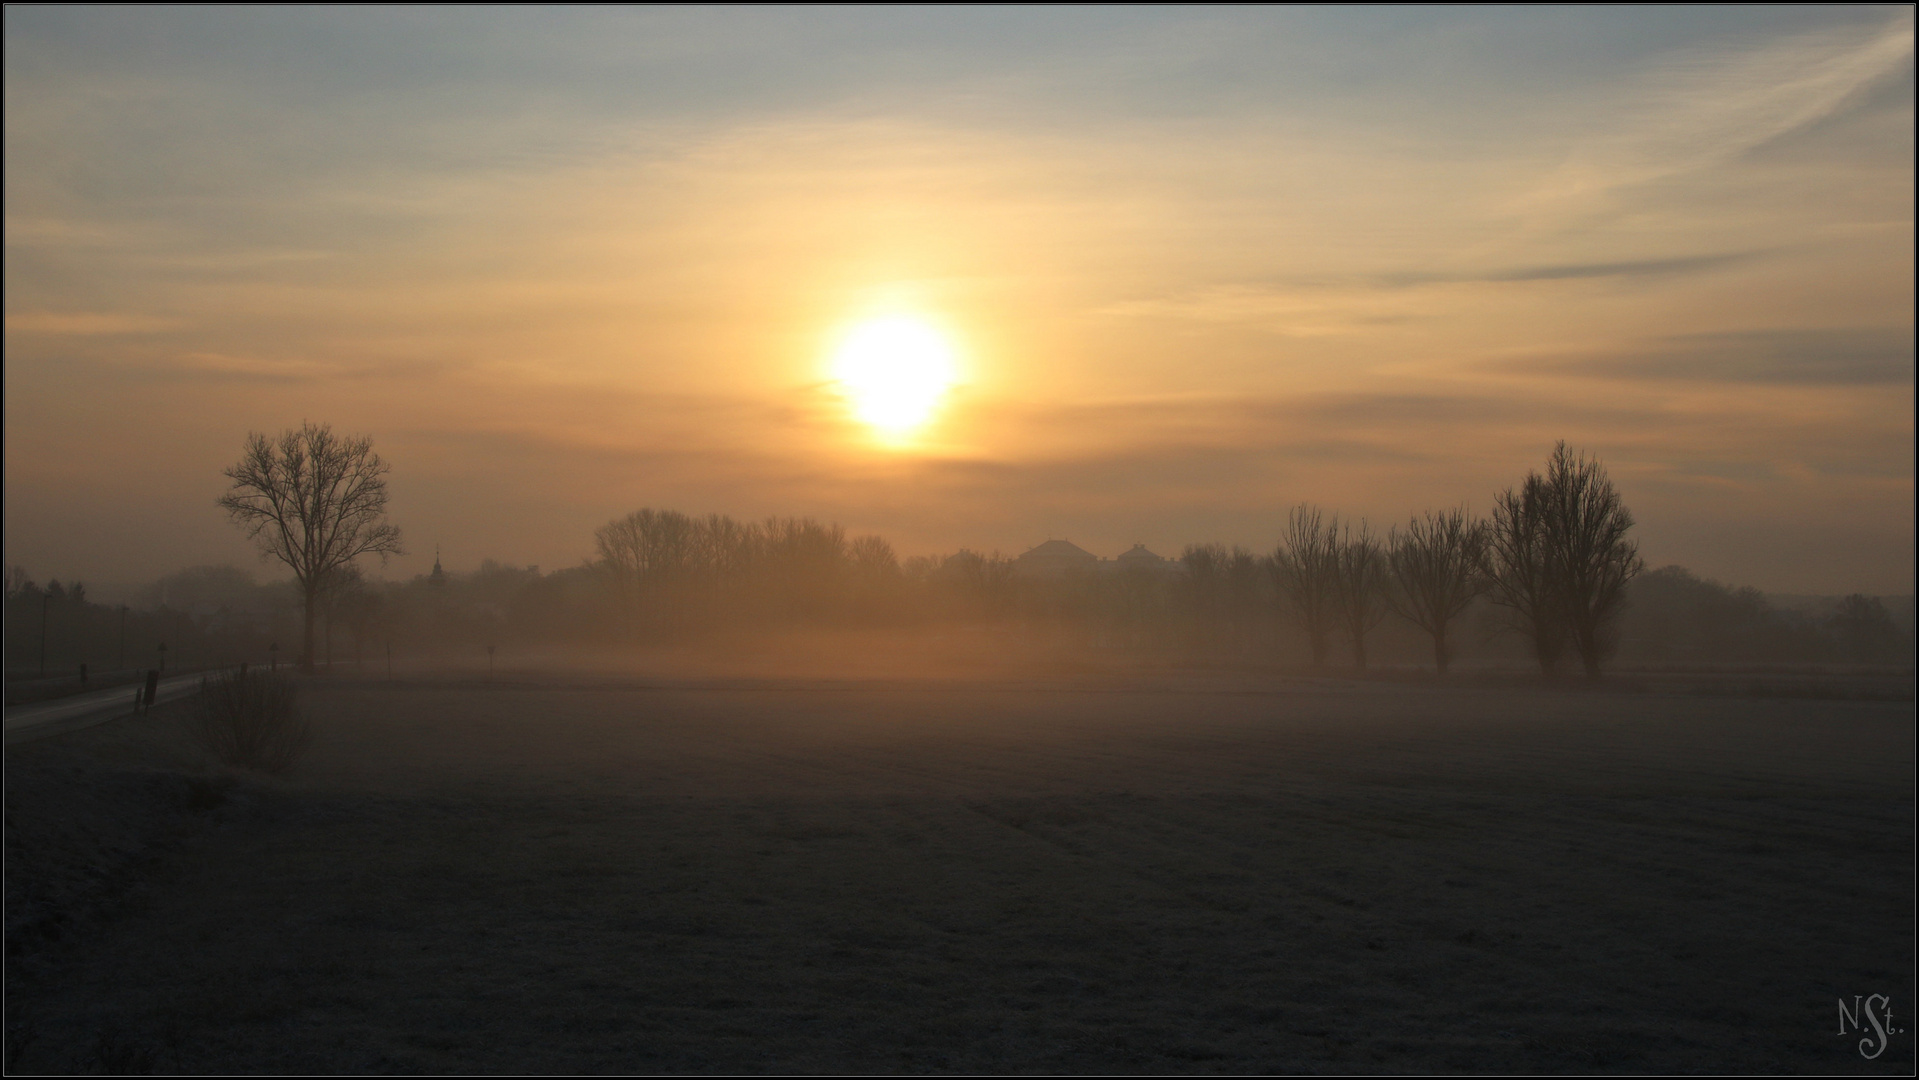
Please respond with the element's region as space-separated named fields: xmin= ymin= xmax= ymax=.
xmin=828 ymin=314 xmax=961 ymax=441
xmin=2 ymin=9 xmax=1912 ymax=595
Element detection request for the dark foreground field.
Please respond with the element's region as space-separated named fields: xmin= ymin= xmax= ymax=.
xmin=6 ymin=673 xmax=1913 ymax=1073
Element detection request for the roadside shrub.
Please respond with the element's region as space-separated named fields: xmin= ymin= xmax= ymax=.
xmin=188 ymin=669 xmax=309 ymax=774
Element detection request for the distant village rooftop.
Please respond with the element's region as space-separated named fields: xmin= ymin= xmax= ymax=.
xmin=1013 ymin=540 xmax=1176 ymax=577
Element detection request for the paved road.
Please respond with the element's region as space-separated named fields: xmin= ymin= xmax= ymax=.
xmin=3 ymin=671 xmax=216 ymax=745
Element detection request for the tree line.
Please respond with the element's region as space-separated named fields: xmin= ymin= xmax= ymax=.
xmin=14 ymin=435 xmax=1904 ymax=684
xmin=519 ymin=440 xmax=1897 ymax=676
xmin=1270 ymin=442 xmax=1643 ymax=677
xmin=330 ymin=439 xmax=1888 ymax=675
xmin=103 ymin=423 xmax=1904 ymax=676
xmin=2 ymin=567 xmax=289 ymax=697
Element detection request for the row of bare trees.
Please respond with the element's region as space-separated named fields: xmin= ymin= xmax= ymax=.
xmin=1273 ymin=443 xmax=1644 ymax=677
xmin=196 ymin=423 xmax=1886 ymax=674
xmin=585 ymin=443 xmax=1642 ymax=672
xmin=593 ymin=509 xmax=905 ymax=634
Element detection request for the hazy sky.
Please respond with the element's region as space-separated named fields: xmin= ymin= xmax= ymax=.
xmin=6 ymin=6 xmax=1913 ymax=593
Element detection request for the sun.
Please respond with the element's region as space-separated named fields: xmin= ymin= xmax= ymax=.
xmin=829 ymin=314 xmax=959 ymax=438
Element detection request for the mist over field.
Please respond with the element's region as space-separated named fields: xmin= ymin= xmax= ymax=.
xmin=5 ymin=6 xmax=1913 ymax=1076
xmin=6 ymin=528 xmax=1914 ymax=690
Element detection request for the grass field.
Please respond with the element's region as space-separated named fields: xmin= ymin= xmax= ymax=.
xmin=5 ymin=672 xmax=1912 ymax=1073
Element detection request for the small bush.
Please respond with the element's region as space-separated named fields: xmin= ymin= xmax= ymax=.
xmin=188 ymin=669 xmax=309 ymax=774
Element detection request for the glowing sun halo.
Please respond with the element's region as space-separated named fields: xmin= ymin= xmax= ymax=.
xmin=830 ymin=315 xmax=958 ymax=437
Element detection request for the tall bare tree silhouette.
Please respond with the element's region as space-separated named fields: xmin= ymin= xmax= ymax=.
xmin=1539 ymin=442 xmax=1643 ymax=677
xmin=1487 ymin=442 xmax=1642 ymax=677
xmin=1387 ymin=508 xmax=1488 ymax=674
xmin=1271 ymin=506 xmax=1340 ymax=667
xmin=1330 ymin=519 xmax=1389 ymax=669
xmin=1487 ymin=469 xmax=1566 ymax=675
xmin=218 ymin=422 xmax=403 ymax=672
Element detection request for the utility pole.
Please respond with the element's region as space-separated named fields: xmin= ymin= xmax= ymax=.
xmin=118 ymin=605 xmax=127 ymax=670
xmin=39 ymin=592 xmax=50 ymax=677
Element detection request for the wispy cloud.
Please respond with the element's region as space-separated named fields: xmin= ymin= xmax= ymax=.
xmin=1360 ymin=251 xmax=1769 ymax=288
xmin=1099 ymin=250 xmax=1767 ymax=334
xmin=1502 ymin=327 xmax=1916 ymax=386
xmin=1537 ymin=9 xmax=1913 ymax=201
xmin=1460 ymin=252 xmax=1766 ymax=284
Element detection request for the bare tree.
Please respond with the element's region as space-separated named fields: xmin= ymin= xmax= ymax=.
xmin=1486 ymin=470 xmax=1566 ymax=675
xmin=191 ymin=668 xmax=309 ymax=773
xmin=697 ymin=513 xmax=760 ymax=588
xmin=936 ymin=549 xmax=1017 ymax=619
xmin=218 ymin=422 xmax=403 ymax=671
xmin=1270 ymin=506 xmax=1339 ymax=666
xmin=757 ymin=516 xmax=848 ymax=618
xmin=849 ymin=535 xmax=899 ymax=577
xmin=595 ymin=508 xmax=699 ymax=635
xmin=1386 ymin=508 xmax=1488 ymax=673
xmin=1486 ymin=442 xmax=1643 ymax=677
xmin=594 ymin=509 xmax=882 ymax=633
xmin=595 ymin=509 xmax=698 ymax=583
xmin=1540 ymin=442 xmax=1643 ymax=677
xmin=1330 ymin=519 xmax=1389 ymax=669
xmin=846 ymin=535 xmax=902 ymax=621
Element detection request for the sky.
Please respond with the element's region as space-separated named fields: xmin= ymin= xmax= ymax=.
xmin=5 ymin=6 xmax=1914 ymax=595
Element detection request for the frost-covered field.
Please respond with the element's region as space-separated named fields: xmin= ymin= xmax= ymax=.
xmin=7 ymin=675 xmax=1912 ymax=1073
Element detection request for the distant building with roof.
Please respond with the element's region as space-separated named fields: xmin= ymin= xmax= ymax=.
xmin=1115 ymin=544 xmax=1176 ymax=575
xmin=1013 ymin=540 xmax=1179 ymax=578
xmin=1014 ymin=539 xmax=1099 ymax=578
